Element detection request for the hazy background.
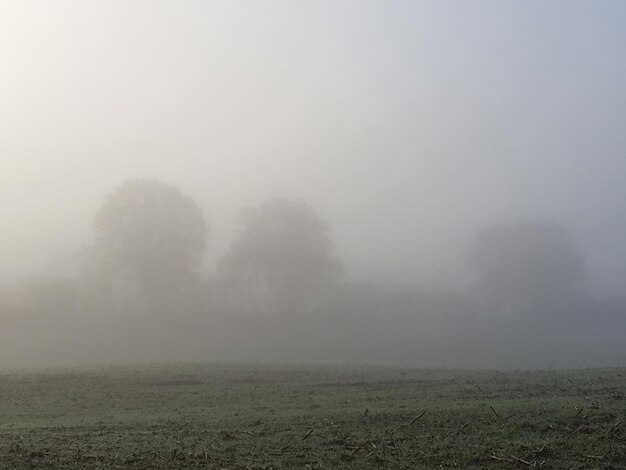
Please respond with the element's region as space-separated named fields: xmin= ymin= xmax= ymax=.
xmin=1 ymin=1 xmax=625 ymax=368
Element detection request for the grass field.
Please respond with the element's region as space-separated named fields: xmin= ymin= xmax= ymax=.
xmin=0 ymin=363 xmax=625 ymax=469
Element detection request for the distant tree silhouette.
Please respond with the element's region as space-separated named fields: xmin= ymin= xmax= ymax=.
xmin=87 ymin=178 xmax=207 ymax=311
xmin=469 ymin=223 xmax=586 ymax=320
xmin=220 ymin=198 xmax=341 ymax=315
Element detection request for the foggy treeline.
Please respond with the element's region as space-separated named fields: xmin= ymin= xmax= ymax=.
xmin=1 ymin=178 xmax=624 ymax=369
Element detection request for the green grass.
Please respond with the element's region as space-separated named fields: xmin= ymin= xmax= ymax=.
xmin=0 ymin=363 xmax=625 ymax=469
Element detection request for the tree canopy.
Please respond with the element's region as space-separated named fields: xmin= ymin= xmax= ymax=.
xmin=469 ymin=223 xmax=586 ymax=317
xmin=89 ymin=178 xmax=207 ymax=308
xmin=221 ymin=198 xmax=341 ymax=314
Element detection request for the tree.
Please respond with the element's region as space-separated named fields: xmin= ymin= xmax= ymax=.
xmin=88 ymin=178 xmax=207 ymax=311
xmin=220 ymin=198 xmax=341 ymax=314
xmin=469 ymin=223 xmax=586 ymax=319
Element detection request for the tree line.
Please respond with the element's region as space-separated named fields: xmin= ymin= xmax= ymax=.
xmin=78 ymin=178 xmax=341 ymax=316
xmin=2 ymin=177 xmax=622 ymax=368
xmin=1 ymin=177 xmax=590 ymax=321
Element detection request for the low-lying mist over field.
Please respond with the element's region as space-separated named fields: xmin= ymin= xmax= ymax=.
xmin=1 ymin=1 xmax=625 ymax=369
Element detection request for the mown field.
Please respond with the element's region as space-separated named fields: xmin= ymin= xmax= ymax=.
xmin=0 ymin=363 xmax=625 ymax=469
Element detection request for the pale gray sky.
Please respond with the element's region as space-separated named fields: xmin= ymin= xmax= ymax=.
xmin=1 ymin=1 xmax=625 ymax=294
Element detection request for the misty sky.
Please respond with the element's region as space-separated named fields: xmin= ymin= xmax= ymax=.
xmin=1 ymin=1 xmax=625 ymax=295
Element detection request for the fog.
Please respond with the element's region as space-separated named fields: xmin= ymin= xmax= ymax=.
xmin=1 ymin=1 xmax=625 ymax=369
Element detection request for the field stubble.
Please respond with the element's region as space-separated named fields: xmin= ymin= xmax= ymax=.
xmin=0 ymin=364 xmax=625 ymax=469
